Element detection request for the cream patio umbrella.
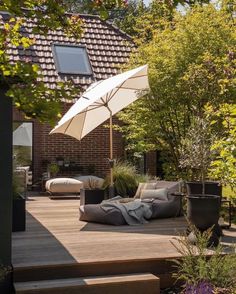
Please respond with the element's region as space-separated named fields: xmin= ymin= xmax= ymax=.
xmin=50 ymin=64 xmax=150 ymax=197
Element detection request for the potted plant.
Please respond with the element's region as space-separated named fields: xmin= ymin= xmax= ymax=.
xmin=79 ymin=175 xmax=105 ymax=205
xmin=12 ymin=170 xmax=26 ymax=232
xmin=179 ymin=116 xmax=221 ymax=242
xmin=103 ymin=160 xmax=150 ymax=197
xmin=47 ymin=162 xmax=59 ymax=178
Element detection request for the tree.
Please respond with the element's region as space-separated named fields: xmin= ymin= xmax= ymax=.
xmin=179 ymin=116 xmax=216 ymax=193
xmin=62 ymin=0 xmax=128 ymax=19
xmin=118 ymin=3 xmax=236 ymax=178
xmin=113 ymin=0 xmax=211 ymax=38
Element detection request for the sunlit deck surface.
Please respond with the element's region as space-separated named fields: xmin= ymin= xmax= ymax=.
xmin=12 ymin=195 xmax=236 ymax=287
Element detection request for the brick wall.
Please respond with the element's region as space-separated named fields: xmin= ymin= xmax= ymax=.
xmin=13 ymin=106 xmax=124 ymax=183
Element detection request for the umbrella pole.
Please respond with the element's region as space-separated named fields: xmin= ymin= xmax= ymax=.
xmin=108 ymin=108 xmax=115 ymax=198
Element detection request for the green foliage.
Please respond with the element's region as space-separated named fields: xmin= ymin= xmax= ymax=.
xmin=118 ymin=3 xmax=236 ymax=178
xmin=63 ymin=0 xmax=128 ymax=19
xmin=172 ymin=226 xmax=236 ymax=292
xmin=208 ymin=104 xmax=236 ymax=191
xmin=48 ymin=163 xmax=59 ymax=175
xmin=103 ymin=160 xmax=149 ymax=197
xmin=113 ymin=0 xmax=211 ymax=38
xmin=223 ymin=185 xmax=235 ymax=199
xmin=0 ymin=1 xmax=83 ymax=37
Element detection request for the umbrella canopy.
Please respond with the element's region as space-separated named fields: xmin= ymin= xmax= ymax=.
xmin=50 ymin=65 xmax=150 ymax=195
xmin=13 ymin=123 xmax=32 ymax=146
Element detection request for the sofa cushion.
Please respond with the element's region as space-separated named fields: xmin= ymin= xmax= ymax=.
xmin=134 ymin=182 xmax=157 ymax=199
xmin=79 ymin=204 xmax=126 ymax=226
xmin=140 ymin=188 xmax=168 ymax=201
xmin=151 ymin=199 xmax=181 ymax=219
xmin=155 ymin=181 xmax=182 ymax=200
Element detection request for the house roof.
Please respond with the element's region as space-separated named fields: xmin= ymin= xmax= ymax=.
xmin=1 ymin=13 xmax=134 ymax=91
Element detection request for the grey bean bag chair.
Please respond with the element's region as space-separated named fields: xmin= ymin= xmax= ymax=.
xmin=79 ymin=204 xmax=126 ymax=226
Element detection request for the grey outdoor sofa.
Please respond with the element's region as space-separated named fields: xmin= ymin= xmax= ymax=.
xmin=79 ymin=181 xmax=184 ymax=225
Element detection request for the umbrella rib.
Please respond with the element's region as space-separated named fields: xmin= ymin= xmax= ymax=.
xmin=106 ymin=80 xmax=127 ymax=105
xmin=81 ymin=95 xmax=90 ymax=100
xmin=118 ymin=86 xmax=142 ymax=90
xmin=90 ymin=101 xmax=104 ymax=107
xmin=79 ymin=108 xmax=88 ymax=140
xmin=64 ymin=117 xmax=75 ymax=135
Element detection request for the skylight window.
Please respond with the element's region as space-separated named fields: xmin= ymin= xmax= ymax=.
xmin=53 ymin=44 xmax=92 ymax=75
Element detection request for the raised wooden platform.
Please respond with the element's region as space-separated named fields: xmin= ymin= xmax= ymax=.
xmin=12 ymin=196 xmax=236 ymax=293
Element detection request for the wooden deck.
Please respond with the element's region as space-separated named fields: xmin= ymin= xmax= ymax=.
xmin=12 ymin=195 xmax=236 ymax=290
xmin=12 ymin=196 xmax=187 ymax=266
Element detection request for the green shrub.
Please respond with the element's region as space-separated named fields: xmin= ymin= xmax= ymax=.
xmin=103 ymin=160 xmax=150 ymax=197
xmin=172 ymin=226 xmax=236 ymax=293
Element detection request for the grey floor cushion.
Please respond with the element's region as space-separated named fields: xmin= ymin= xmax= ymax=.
xmin=79 ymin=204 xmax=126 ymax=226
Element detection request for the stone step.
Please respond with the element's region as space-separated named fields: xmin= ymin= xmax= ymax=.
xmin=14 ymin=273 xmax=160 ymax=294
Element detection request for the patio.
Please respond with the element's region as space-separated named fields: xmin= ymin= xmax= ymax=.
xmin=12 ymin=195 xmax=236 ymax=293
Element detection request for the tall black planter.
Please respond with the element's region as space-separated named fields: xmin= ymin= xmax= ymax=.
xmin=187 ymin=194 xmax=221 ymax=247
xmin=187 ymin=195 xmax=220 ymax=230
xmin=12 ymin=194 xmax=26 ymax=232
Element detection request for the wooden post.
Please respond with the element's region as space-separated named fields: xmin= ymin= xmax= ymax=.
xmin=0 ymin=87 xmax=12 ymax=266
xmin=108 ymin=108 xmax=115 ymax=198
xmin=109 ymin=111 xmax=113 ymax=187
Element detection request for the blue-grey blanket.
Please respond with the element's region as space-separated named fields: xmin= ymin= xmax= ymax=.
xmin=100 ymin=197 xmax=152 ymax=225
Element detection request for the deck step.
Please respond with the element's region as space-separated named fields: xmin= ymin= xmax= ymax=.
xmin=14 ymin=273 xmax=160 ymax=294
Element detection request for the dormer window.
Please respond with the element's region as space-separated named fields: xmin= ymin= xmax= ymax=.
xmin=52 ymin=44 xmax=92 ymax=75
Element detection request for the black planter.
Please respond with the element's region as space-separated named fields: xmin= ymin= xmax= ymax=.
xmin=187 ymin=194 xmax=221 ymax=246
xmin=12 ymin=193 xmax=26 ymax=232
xmin=80 ymin=189 xmax=105 ymax=206
xmin=187 ymin=194 xmax=220 ymax=231
xmin=186 ymin=181 xmax=222 ymax=197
